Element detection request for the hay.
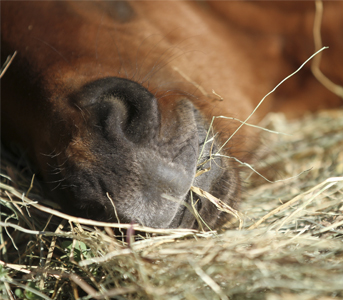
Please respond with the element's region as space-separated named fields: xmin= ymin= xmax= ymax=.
xmin=1 ymin=109 xmax=343 ymax=300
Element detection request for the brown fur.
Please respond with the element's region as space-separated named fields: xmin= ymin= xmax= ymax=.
xmin=1 ymin=1 xmax=342 ymax=229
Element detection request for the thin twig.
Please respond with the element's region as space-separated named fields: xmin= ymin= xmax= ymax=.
xmin=311 ymin=0 xmax=343 ymax=98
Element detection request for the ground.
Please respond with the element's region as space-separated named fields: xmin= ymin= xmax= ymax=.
xmin=1 ymin=109 xmax=343 ymax=300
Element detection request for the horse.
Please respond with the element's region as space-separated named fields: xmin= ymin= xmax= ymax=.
xmin=1 ymin=1 xmax=342 ymax=229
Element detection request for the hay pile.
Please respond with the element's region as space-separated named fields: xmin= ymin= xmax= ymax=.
xmin=1 ymin=109 xmax=343 ymax=300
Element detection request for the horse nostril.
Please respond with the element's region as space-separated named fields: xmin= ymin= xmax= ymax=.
xmin=74 ymin=77 xmax=159 ymax=143
xmin=84 ymin=203 xmax=107 ymax=221
xmin=65 ymin=78 xmax=203 ymax=229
